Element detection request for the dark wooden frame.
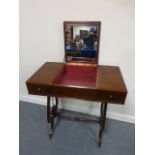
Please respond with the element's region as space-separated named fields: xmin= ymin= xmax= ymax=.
xmin=47 ymin=96 xmax=107 ymax=147
xmin=63 ymin=21 xmax=101 ymax=64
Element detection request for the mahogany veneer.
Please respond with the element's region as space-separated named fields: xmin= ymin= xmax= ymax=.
xmin=26 ymin=62 xmax=127 ymax=103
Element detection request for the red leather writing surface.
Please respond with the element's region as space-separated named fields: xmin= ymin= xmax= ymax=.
xmin=53 ymin=65 xmax=97 ymax=88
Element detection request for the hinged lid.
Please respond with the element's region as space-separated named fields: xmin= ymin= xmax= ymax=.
xmin=64 ymin=21 xmax=101 ymax=65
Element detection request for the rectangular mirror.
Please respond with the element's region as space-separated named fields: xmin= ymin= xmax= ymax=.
xmin=64 ymin=21 xmax=101 ymax=64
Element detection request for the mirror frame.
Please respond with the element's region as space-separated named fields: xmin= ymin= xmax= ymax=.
xmin=63 ymin=21 xmax=101 ymax=64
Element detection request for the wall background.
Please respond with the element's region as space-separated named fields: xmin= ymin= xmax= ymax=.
xmin=19 ymin=0 xmax=135 ymax=123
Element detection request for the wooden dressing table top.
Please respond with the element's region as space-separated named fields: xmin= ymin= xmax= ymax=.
xmin=26 ymin=62 xmax=127 ymax=104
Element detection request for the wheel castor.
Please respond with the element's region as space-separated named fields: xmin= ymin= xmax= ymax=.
xmin=98 ymin=141 xmax=102 ymax=147
xmin=49 ymin=130 xmax=53 ymax=139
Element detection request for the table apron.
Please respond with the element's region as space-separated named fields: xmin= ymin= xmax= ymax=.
xmin=26 ymin=83 xmax=126 ymax=104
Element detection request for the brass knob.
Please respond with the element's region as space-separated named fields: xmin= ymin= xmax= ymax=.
xmin=37 ymin=87 xmax=41 ymax=91
xmin=109 ymin=95 xmax=113 ymax=99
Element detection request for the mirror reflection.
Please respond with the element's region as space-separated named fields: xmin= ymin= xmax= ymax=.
xmin=65 ymin=24 xmax=99 ymax=63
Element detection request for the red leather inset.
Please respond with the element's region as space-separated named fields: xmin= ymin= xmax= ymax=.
xmin=53 ymin=65 xmax=97 ymax=88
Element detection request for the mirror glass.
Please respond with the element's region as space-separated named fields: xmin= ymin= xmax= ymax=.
xmin=64 ymin=22 xmax=100 ymax=63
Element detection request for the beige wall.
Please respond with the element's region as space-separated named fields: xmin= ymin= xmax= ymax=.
xmin=20 ymin=0 xmax=135 ymax=122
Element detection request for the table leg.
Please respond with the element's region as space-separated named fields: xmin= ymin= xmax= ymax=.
xmin=47 ymin=96 xmax=51 ymax=123
xmin=98 ymin=102 xmax=107 ymax=147
xmin=49 ymin=97 xmax=59 ymax=139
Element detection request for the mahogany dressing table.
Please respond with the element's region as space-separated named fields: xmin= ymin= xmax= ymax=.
xmin=26 ymin=21 xmax=127 ymax=147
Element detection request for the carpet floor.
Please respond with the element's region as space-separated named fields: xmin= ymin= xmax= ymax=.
xmin=19 ymin=101 xmax=135 ymax=155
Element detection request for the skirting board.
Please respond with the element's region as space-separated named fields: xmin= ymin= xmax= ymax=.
xmin=19 ymin=95 xmax=135 ymax=123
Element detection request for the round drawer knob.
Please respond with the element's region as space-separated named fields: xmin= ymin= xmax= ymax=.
xmin=109 ymin=95 xmax=113 ymax=99
xmin=37 ymin=87 xmax=41 ymax=91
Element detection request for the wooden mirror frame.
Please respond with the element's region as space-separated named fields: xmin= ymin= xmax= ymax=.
xmin=63 ymin=21 xmax=101 ymax=65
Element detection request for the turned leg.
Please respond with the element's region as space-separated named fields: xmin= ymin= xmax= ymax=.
xmin=49 ymin=97 xmax=59 ymax=139
xmin=98 ymin=102 xmax=107 ymax=147
xmin=47 ymin=96 xmax=51 ymax=123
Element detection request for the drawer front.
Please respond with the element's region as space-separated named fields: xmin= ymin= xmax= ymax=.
xmin=97 ymin=90 xmax=127 ymax=104
xmin=51 ymin=86 xmax=98 ymax=101
xmin=26 ymin=83 xmax=52 ymax=96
